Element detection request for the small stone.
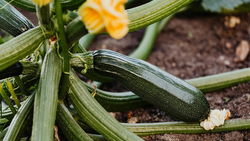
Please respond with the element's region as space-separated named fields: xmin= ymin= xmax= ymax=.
xmin=224 ymin=16 xmax=241 ymax=28
xmin=109 ymin=112 xmax=116 ymax=118
xmin=225 ymin=42 xmax=232 ymax=49
xmin=127 ymin=117 xmax=138 ymax=124
xmin=234 ymin=40 xmax=250 ymax=62
xmin=224 ymin=60 xmax=230 ymax=66
xmin=219 ymin=56 xmax=225 ymax=61
xmin=101 ymin=44 xmax=107 ymax=49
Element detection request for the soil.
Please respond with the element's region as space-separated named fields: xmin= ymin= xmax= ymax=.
xmin=87 ymin=13 xmax=250 ymax=141
xmin=8 ymin=6 xmax=250 ymax=141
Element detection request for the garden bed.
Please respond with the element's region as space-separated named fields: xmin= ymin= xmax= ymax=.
xmin=16 ymin=8 xmax=250 ymax=141
xmin=88 ymin=13 xmax=250 ymax=141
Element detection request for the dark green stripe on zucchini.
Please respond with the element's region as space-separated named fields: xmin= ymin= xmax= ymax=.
xmin=92 ymin=49 xmax=210 ymax=122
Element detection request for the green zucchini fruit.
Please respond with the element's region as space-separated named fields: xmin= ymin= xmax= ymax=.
xmin=68 ymin=70 xmax=143 ymax=141
xmin=0 ymin=0 xmax=34 ymax=36
xmin=92 ymin=49 xmax=210 ymax=122
xmin=82 ymin=81 xmax=148 ymax=112
xmin=3 ymin=92 xmax=35 ymax=141
xmin=56 ymin=102 xmax=93 ymax=141
xmin=31 ymin=47 xmax=62 ymax=141
xmin=0 ymin=27 xmax=52 ymax=72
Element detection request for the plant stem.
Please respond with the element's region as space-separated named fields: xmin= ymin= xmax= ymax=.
xmin=0 ymin=84 xmax=16 ymax=115
xmin=77 ymin=118 xmax=250 ymax=136
xmin=14 ymin=76 xmax=30 ymax=96
xmin=55 ymin=0 xmax=70 ymax=101
xmin=6 ymin=79 xmax=21 ymax=108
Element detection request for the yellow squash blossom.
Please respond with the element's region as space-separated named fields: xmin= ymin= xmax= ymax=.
xmin=30 ymin=0 xmax=53 ymax=7
xmin=78 ymin=0 xmax=129 ymax=39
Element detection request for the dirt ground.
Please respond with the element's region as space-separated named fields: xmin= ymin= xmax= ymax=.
xmin=87 ymin=13 xmax=250 ymax=141
xmin=9 ymin=6 xmax=250 ymax=141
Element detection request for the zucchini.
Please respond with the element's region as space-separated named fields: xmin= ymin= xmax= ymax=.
xmin=5 ymin=0 xmax=36 ymax=12
xmin=68 ymin=70 xmax=143 ymax=141
xmin=31 ymin=47 xmax=62 ymax=141
xmin=56 ymin=102 xmax=93 ymax=141
xmin=92 ymin=49 xmax=210 ymax=122
xmin=3 ymin=92 xmax=35 ymax=141
xmin=0 ymin=62 xmax=23 ymax=80
xmin=0 ymin=27 xmax=52 ymax=72
xmin=82 ymin=81 xmax=148 ymax=112
xmin=0 ymin=0 xmax=34 ymax=36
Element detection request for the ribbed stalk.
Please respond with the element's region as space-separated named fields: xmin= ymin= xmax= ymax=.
xmin=78 ymin=118 xmax=250 ymax=136
xmin=68 ymin=70 xmax=143 ymax=141
xmin=36 ymin=4 xmax=53 ymax=31
xmin=186 ymin=67 xmax=250 ymax=93
xmin=0 ymin=27 xmax=51 ymax=71
xmin=31 ymin=47 xmax=62 ymax=141
xmin=66 ymin=17 xmax=88 ymax=45
xmin=56 ymin=102 xmax=93 ymax=141
xmin=78 ymin=34 xmax=96 ymax=51
xmin=127 ymin=0 xmax=193 ymax=31
xmin=65 ymin=0 xmax=193 ymax=41
xmin=3 ymin=93 xmax=35 ymax=141
xmin=129 ymin=22 xmax=159 ymax=60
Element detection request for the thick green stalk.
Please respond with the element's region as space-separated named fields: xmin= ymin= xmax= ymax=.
xmin=127 ymin=0 xmax=193 ymax=31
xmin=66 ymin=17 xmax=88 ymax=45
xmin=56 ymin=102 xmax=93 ymax=141
xmin=78 ymin=118 xmax=250 ymax=136
xmin=3 ymin=93 xmax=35 ymax=141
xmin=0 ymin=84 xmax=16 ymax=115
xmin=65 ymin=0 xmax=193 ymax=42
xmin=186 ymin=68 xmax=250 ymax=93
xmin=129 ymin=22 xmax=159 ymax=60
xmin=55 ymin=0 xmax=70 ymax=101
xmin=78 ymin=34 xmax=96 ymax=51
xmin=36 ymin=4 xmax=53 ymax=31
xmin=68 ymin=70 xmax=143 ymax=141
xmin=157 ymin=15 xmax=173 ymax=34
xmin=31 ymin=47 xmax=62 ymax=141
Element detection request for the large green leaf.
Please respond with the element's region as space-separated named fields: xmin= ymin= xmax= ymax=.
xmin=202 ymin=0 xmax=250 ymax=12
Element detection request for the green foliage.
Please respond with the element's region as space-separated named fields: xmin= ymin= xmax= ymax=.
xmin=201 ymin=0 xmax=250 ymax=12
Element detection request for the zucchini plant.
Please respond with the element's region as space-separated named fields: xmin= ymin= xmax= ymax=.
xmin=0 ymin=0 xmax=249 ymax=140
